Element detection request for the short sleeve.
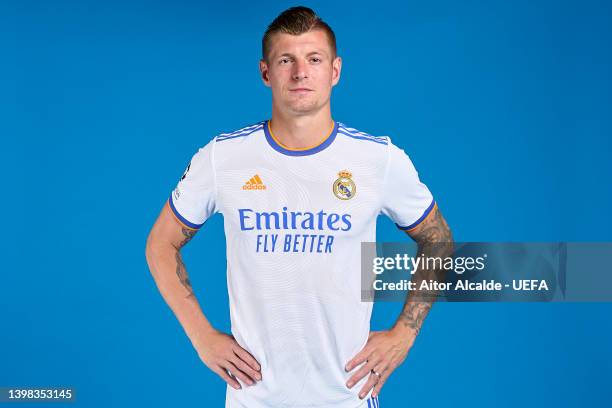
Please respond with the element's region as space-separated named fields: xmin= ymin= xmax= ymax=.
xmin=380 ymin=141 xmax=436 ymax=231
xmin=168 ymin=140 xmax=217 ymax=230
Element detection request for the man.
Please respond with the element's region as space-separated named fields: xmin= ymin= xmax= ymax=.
xmin=145 ymin=6 xmax=453 ymax=408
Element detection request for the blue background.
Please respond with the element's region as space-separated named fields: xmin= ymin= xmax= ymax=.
xmin=2 ymin=0 xmax=611 ymax=406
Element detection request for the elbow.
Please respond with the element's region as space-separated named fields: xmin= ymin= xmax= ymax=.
xmin=145 ymin=233 xmax=165 ymax=281
xmin=144 ymin=232 xmax=178 ymax=269
xmin=445 ymin=228 xmax=455 ymax=256
xmin=415 ymin=224 xmax=454 ymax=257
xmin=145 ymin=232 xmax=157 ymax=266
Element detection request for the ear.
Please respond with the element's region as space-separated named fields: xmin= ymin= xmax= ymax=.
xmin=331 ymin=56 xmax=342 ymax=87
xmin=259 ymin=59 xmax=271 ymax=87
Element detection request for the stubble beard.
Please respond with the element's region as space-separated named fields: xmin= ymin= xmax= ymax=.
xmin=285 ymin=91 xmax=326 ymax=116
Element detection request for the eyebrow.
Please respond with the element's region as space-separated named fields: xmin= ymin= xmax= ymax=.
xmin=277 ymin=51 xmax=325 ymax=58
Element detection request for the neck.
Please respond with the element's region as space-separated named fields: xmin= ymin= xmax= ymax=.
xmin=269 ymin=106 xmax=334 ymax=150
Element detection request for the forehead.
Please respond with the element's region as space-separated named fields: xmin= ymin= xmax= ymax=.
xmin=268 ymin=30 xmax=332 ymax=58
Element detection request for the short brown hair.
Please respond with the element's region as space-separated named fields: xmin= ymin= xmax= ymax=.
xmin=262 ymin=6 xmax=337 ymax=62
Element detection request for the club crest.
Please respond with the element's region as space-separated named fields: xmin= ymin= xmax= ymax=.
xmin=333 ymin=170 xmax=356 ymax=200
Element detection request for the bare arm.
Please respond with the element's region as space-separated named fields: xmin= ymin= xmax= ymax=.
xmin=393 ymin=203 xmax=454 ymax=337
xmin=145 ymin=200 xmax=213 ymax=338
xmin=345 ymin=203 xmax=453 ymax=399
xmin=145 ymin=200 xmax=261 ymax=389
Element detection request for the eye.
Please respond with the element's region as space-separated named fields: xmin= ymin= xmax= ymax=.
xmin=279 ymin=58 xmax=291 ymax=65
xmin=310 ymin=57 xmax=321 ymax=63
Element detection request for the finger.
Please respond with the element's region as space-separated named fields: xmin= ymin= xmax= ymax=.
xmin=224 ymin=361 xmax=255 ymax=386
xmin=233 ymin=346 xmax=261 ymax=372
xmin=231 ymin=354 xmax=262 ymax=382
xmin=371 ymin=370 xmax=391 ymax=398
xmin=213 ymin=366 xmax=241 ymax=390
xmin=357 ymin=371 xmax=380 ymax=399
xmin=345 ymin=347 xmax=372 ymax=372
xmin=371 ymin=363 xmax=393 ymax=398
xmin=346 ymin=355 xmax=379 ymax=388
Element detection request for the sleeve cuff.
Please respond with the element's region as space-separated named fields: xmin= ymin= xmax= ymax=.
xmin=168 ymin=194 xmax=205 ymax=230
xmin=395 ymin=199 xmax=437 ymax=232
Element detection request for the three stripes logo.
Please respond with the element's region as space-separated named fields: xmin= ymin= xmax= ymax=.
xmin=243 ymin=174 xmax=267 ymax=190
xmin=366 ymin=395 xmax=380 ymax=408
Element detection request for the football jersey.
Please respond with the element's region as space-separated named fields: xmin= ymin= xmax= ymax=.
xmin=168 ymin=120 xmax=435 ymax=408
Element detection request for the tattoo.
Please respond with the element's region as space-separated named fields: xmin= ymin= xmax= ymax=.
xmin=175 ymin=227 xmax=198 ymax=299
xmin=397 ymin=204 xmax=454 ymax=335
xmin=397 ymin=302 xmax=432 ymax=336
xmin=408 ymin=205 xmax=453 ymax=248
xmin=176 ymin=251 xmax=195 ymax=299
xmin=178 ymin=227 xmax=197 ymax=249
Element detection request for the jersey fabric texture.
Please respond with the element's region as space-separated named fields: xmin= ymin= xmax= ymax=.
xmin=168 ymin=120 xmax=435 ymax=408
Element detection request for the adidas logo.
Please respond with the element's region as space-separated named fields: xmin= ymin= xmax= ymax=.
xmin=243 ymin=174 xmax=267 ymax=190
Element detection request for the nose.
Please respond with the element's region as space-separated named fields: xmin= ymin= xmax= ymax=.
xmin=292 ymin=59 xmax=308 ymax=81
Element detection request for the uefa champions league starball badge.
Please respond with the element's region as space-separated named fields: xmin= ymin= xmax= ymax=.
xmin=333 ymin=170 xmax=356 ymax=200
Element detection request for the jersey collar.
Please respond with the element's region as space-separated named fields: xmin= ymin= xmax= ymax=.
xmin=263 ymin=119 xmax=338 ymax=156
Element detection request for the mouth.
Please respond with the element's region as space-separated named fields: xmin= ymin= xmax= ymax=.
xmin=289 ymin=88 xmax=313 ymax=92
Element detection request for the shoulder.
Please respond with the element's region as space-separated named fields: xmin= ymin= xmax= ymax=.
xmin=334 ymin=122 xmax=419 ymax=170
xmin=336 ymin=122 xmax=416 ymax=160
xmin=188 ymin=121 xmax=265 ymax=166
xmin=336 ymin=122 xmax=390 ymax=148
xmin=194 ymin=120 xmax=265 ymax=158
xmin=334 ymin=122 xmax=392 ymax=163
xmin=214 ymin=120 xmax=266 ymax=143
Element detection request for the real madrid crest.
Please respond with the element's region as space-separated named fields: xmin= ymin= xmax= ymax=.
xmin=333 ymin=170 xmax=356 ymax=200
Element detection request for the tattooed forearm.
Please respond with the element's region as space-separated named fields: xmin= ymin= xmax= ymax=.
xmin=409 ymin=204 xmax=453 ymax=250
xmin=174 ymin=227 xmax=198 ymax=299
xmin=396 ymin=204 xmax=454 ymax=335
xmin=178 ymin=227 xmax=197 ymax=249
xmin=175 ymin=251 xmax=195 ymax=299
xmin=397 ymin=302 xmax=432 ymax=336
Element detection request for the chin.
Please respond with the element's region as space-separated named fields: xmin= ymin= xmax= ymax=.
xmin=288 ymin=100 xmax=319 ymax=112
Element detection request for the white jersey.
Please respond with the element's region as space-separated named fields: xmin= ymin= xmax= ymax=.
xmin=169 ymin=120 xmax=435 ymax=408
